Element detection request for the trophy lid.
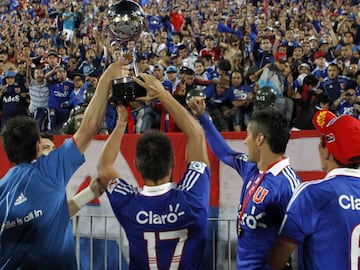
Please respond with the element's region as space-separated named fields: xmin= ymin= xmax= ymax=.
xmin=107 ymin=0 xmax=146 ymax=43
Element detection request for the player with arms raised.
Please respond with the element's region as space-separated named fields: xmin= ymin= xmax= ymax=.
xmin=97 ymin=73 xmax=210 ymax=269
xmin=189 ymin=97 xmax=301 ymax=269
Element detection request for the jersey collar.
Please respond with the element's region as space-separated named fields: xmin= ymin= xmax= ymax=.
xmin=326 ymin=168 xmax=360 ymax=179
xmin=140 ymin=182 xmax=174 ymax=196
xmin=267 ymin=157 xmax=291 ymax=176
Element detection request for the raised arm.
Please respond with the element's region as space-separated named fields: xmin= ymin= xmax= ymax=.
xmin=188 ymin=97 xmax=237 ymax=166
xmin=134 ymin=74 xmax=209 ymax=166
xmin=68 ymin=177 xmax=105 ymax=217
xmin=73 ymin=61 xmax=129 ymax=154
xmin=97 ymin=105 xmax=128 ymax=186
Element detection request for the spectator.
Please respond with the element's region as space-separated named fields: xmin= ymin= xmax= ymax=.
xmin=203 ymin=77 xmax=236 ymax=131
xmin=0 ymin=70 xmax=29 ymax=129
xmin=43 ymin=51 xmax=61 ymax=78
xmin=202 ymin=55 xmax=218 ymax=80
xmin=48 ymin=65 xmax=74 ymax=131
xmin=62 ymin=4 xmax=77 ymax=42
xmin=168 ymin=32 xmax=181 ymax=55
xmin=61 ymin=73 xmax=88 ymax=109
xmin=165 ymin=65 xmax=180 ymax=94
xmin=174 ymin=67 xmax=200 ymax=108
xmin=319 ymin=62 xmax=354 ymax=104
xmin=27 ymin=64 xmax=50 ymax=132
xmin=311 ymin=50 xmax=328 ymax=81
xmin=0 ymin=50 xmax=16 ymax=74
xmin=229 ymin=70 xmax=254 ymax=131
xmin=258 ymin=51 xmax=287 ymax=97
xmin=199 ymin=34 xmax=220 ymax=62
xmin=332 ymin=86 xmax=360 ymax=118
xmin=62 ymin=83 xmax=108 ymax=135
xmin=178 ymin=44 xmax=197 ymax=70
xmin=78 ymin=48 xmax=102 ymax=77
xmin=170 ymin=53 xmax=183 ymax=70
xmin=139 ymin=64 xmax=170 ymax=133
xmin=290 ymin=45 xmax=305 ymax=71
xmin=194 ymin=58 xmax=211 ymax=81
xmin=253 ymin=36 xmax=274 ymax=69
xmin=219 ymin=36 xmax=244 ymax=71
xmin=292 ymin=94 xmax=330 ymax=130
xmin=15 ymin=61 xmax=28 ymax=89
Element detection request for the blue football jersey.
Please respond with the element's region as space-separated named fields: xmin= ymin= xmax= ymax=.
xmin=198 ymin=113 xmax=301 ymax=269
xmin=48 ymin=80 xmax=74 ymax=110
xmin=0 ymin=139 xmax=84 ymax=269
xmin=233 ymin=155 xmax=301 ymax=269
xmin=106 ymin=161 xmax=210 ymax=270
xmin=279 ymin=168 xmax=360 ymax=270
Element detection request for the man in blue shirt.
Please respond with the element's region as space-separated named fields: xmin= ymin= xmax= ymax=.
xmin=203 ymin=77 xmax=237 ymax=131
xmin=97 ymin=73 xmax=210 ymax=269
xmin=48 ymin=65 xmax=74 ymax=130
xmin=269 ymin=110 xmax=360 ymax=270
xmin=0 ymin=70 xmax=28 ymax=129
xmin=0 ymin=61 xmax=129 ymax=269
xmin=62 ymin=4 xmax=76 ymax=42
xmin=189 ymin=99 xmax=301 ymax=269
xmin=319 ymin=63 xmax=354 ymax=104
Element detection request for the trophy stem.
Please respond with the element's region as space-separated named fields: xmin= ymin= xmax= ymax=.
xmin=133 ymin=50 xmax=139 ymax=77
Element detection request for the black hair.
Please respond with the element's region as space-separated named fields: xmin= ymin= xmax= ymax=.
xmin=178 ymin=44 xmax=187 ymax=51
xmin=250 ymin=107 xmax=290 ymax=154
xmin=217 ymin=59 xmax=231 ymax=72
xmin=1 ymin=116 xmax=40 ymax=164
xmin=40 ymin=132 xmax=54 ymax=141
xmin=202 ymin=55 xmax=213 ymax=63
xmin=327 ymin=62 xmax=339 ymax=70
xmin=185 ymin=68 xmax=195 ymax=76
xmin=135 ymin=129 xmax=174 ymax=183
xmin=303 ymin=74 xmax=319 ymax=87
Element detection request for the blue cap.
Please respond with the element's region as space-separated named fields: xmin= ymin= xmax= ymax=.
xmin=4 ymin=70 xmax=17 ymax=78
xmin=166 ymin=66 xmax=177 ymax=73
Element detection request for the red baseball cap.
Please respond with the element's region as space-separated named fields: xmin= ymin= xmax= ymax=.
xmin=312 ymin=110 xmax=360 ymax=165
xmin=314 ymin=50 xmax=326 ymax=60
xmin=274 ymin=51 xmax=287 ymax=62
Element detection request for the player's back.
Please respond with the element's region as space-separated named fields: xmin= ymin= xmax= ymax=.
xmin=107 ymin=161 xmax=210 ymax=270
xmin=0 ymin=152 xmax=80 ymax=269
xmin=291 ymin=171 xmax=360 ymax=270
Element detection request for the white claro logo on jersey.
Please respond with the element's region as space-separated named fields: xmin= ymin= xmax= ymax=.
xmin=339 ymin=194 xmax=360 ymax=210
xmin=136 ymin=203 xmax=185 ymax=225
xmin=239 ymin=205 xmax=267 ymax=230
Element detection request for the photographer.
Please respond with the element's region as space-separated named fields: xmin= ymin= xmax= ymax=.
xmin=332 ymin=86 xmax=360 ymax=118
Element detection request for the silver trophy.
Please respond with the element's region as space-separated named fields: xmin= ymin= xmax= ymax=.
xmin=107 ymin=0 xmax=147 ymax=102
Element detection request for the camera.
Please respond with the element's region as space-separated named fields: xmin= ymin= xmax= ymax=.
xmin=110 ymin=77 xmax=146 ymax=102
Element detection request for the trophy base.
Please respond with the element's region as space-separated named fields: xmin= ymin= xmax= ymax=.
xmin=110 ymin=77 xmax=147 ymax=102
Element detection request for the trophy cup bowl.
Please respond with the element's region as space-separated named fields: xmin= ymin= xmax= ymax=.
xmin=107 ymin=0 xmax=147 ymax=102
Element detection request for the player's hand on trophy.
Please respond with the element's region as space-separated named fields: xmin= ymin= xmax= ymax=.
xmin=115 ymin=104 xmax=128 ymax=126
xmin=104 ymin=60 xmax=130 ymax=81
xmin=133 ymin=73 xmax=167 ymax=101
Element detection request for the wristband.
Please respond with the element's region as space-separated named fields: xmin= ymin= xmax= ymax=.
xmin=72 ymin=186 xmax=96 ymax=209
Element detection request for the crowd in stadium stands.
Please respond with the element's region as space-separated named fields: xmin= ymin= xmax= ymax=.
xmin=0 ymin=0 xmax=360 ymax=134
